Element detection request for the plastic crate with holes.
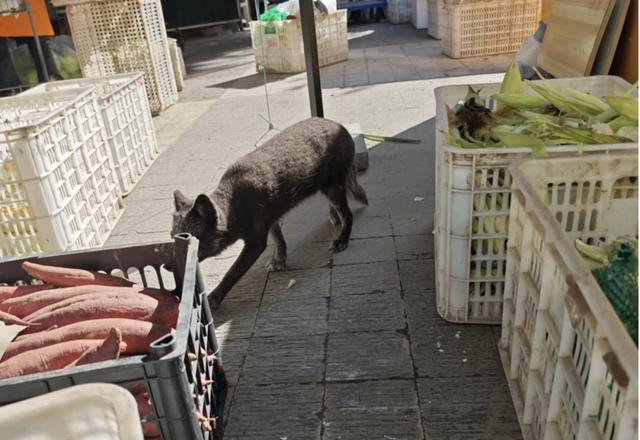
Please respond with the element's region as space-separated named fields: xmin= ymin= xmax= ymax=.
xmin=433 ymin=76 xmax=636 ymax=325
xmin=388 ymin=0 xmax=411 ymax=24
xmin=52 ymin=0 xmax=178 ymax=115
xmin=23 ymin=73 xmax=160 ymax=195
xmin=249 ymin=10 xmax=348 ymax=74
xmin=440 ymin=0 xmax=540 ymax=58
xmin=0 ymin=234 xmax=228 ymax=440
xmin=499 ymin=153 xmax=637 ymax=440
xmin=0 ymin=87 xmax=124 ymax=258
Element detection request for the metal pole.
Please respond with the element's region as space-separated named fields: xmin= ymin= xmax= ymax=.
xmin=24 ymin=0 xmax=49 ymax=82
xmin=299 ymin=0 xmax=323 ymax=117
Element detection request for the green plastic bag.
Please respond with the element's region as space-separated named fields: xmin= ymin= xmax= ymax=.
xmin=260 ymin=7 xmax=289 ymax=21
xmin=12 ymin=44 xmax=38 ymax=87
xmin=592 ymin=239 xmax=638 ymax=344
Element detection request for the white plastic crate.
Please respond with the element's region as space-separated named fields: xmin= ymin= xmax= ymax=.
xmin=500 ymin=153 xmax=638 ymax=440
xmin=433 ymin=76 xmax=636 ymax=324
xmin=0 ymin=88 xmax=124 ymax=258
xmin=168 ymin=38 xmax=185 ymax=92
xmin=426 ymin=0 xmax=442 ymax=38
xmin=250 ymin=10 xmax=348 ymax=73
xmin=23 ymin=73 xmax=159 ymax=195
xmin=388 ymin=0 xmax=411 ymax=24
xmin=0 ymin=383 xmax=144 ymax=439
xmin=52 ymin=0 xmax=178 ymax=115
xmin=441 ymin=0 xmax=540 ymax=58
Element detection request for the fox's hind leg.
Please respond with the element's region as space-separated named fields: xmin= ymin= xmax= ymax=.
xmin=266 ymin=223 xmax=287 ymax=272
xmin=323 ymin=184 xmax=353 ymax=252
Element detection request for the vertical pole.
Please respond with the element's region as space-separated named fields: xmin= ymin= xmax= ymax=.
xmin=25 ymin=0 xmax=49 ymax=82
xmin=299 ymin=0 xmax=323 ymax=117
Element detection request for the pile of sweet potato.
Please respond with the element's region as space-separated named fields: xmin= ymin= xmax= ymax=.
xmin=0 ymin=261 xmax=217 ymax=438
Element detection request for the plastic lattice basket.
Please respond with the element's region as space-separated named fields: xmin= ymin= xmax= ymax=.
xmin=23 ymin=73 xmax=160 ymax=195
xmin=0 ymin=234 xmax=228 ymax=440
xmin=388 ymin=0 xmax=411 ymax=24
xmin=433 ymin=76 xmax=636 ymax=324
xmin=0 ymin=88 xmax=124 ymax=258
xmin=250 ymin=10 xmax=348 ymax=74
xmin=500 ymin=153 xmax=638 ymax=440
xmin=52 ymin=0 xmax=178 ymax=115
xmin=441 ymin=0 xmax=541 ymax=58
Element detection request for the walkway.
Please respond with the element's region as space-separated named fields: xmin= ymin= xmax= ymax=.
xmin=106 ymin=22 xmax=520 ymax=439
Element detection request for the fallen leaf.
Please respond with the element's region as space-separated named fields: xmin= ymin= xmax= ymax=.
xmin=287 ymin=279 xmax=297 ymax=289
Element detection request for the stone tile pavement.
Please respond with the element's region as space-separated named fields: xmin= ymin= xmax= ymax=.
xmin=106 ymin=22 xmax=521 ymax=439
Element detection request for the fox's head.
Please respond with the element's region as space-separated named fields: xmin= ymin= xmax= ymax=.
xmin=171 ymin=190 xmax=228 ymax=261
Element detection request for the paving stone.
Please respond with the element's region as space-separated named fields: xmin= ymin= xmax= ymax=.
xmin=332 ymin=261 xmax=401 ymax=295
xmin=214 ymin=303 xmax=259 ymax=341
xmin=286 ymin=239 xmax=333 ymax=270
xmin=324 ymin=379 xmax=424 ymax=440
xmin=418 ymin=376 xmax=522 ymax=439
xmin=333 ymin=236 xmax=396 ymax=266
xmin=403 ymin=289 xmax=444 ymax=330
xmin=395 ymin=234 xmax=434 ymax=260
xmin=225 ymin=383 xmax=323 ymax=440
xmin=218 ymin=338 xmax=249 ymax=386
xmin=329 ymin=290 xmax=406 ymax=333
xmin=240 ymin=334 xmax=325 ymax=385
xmin=410 ymin=323 xmax=503 ymax=379
xmin=254 ymin=296 xmax=328 ymax=337
xmin=264 ymin=267 xmax=331 ymax=300
xmin=280 ymin=220 xmax=335 ymax=244
xmin=350 ymin=215 xmax=393 ymax=239
xmin=399 ymin=259 xmax=435 ymax=292
xmin=326 ymin=331 xmax=413 ymax=381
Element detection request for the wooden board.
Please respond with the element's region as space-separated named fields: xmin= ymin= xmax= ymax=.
xmin=537 ymin=0 xmax=616 ymax=77
xmin=591 ymin=0 xmax=632 ymax=75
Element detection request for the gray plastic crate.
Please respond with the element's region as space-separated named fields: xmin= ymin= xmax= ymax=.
xmin=0 ymin=234 xmax=227 ymax=439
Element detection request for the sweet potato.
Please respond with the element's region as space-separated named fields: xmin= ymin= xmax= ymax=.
xmin=133 ymin=388 xmax=161 ymax=437
xmin=21 ymin=261 xmax=135 ymax=288
xmin=0 ymin=284 xmax=55 ymax=302
xmin=0 ymin=310 xmax=38 ymax=327
xmin=3 ymin=319 xmax=173 ymax=361
xmin=23 ymin=292 xmax=159 ymax=323
xmin=0 ymin=339 xmax=102 ymax=379
xmin=0 ymin=285 xmax=114 ymax=318
xmin=6 ymin=285 xmax=176 ymax=319
xmin=23 ymin=298 xmax=179 ymax=334
xmin=66 ymin=328 xmax=126 ymax=367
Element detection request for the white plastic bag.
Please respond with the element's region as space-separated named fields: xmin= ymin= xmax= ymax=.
xmin=319 ymin=0 xmax=337 ymax=12
xmin=516 ymin=22 xmax=547 ymax=80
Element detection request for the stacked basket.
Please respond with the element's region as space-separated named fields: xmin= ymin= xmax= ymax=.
xmin=52 ymin=0 xmax=178 ymax=114
xmin=23 ymin=73 xmax=160 ymax=195
xmin=433 ymin=76 xmax=636 ymax=325
xmin=0 ymin=88 xmax=125 ymax=258
xmin=250 ymin=10 xmax=348 ymax=73
xmin=500 ymin=153 xmax=637 ymax=440
xmin=428 ymin=0 xmax=541 ymax=57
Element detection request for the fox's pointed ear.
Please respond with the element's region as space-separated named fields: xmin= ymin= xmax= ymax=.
xmin=174 ymin=190 xmax=191 ymax=211
xmin=191 ymin=194 xmax=217 ymax=223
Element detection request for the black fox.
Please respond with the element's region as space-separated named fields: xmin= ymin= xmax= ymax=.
xmin=171 ymin=117 xmax=368 ymax=309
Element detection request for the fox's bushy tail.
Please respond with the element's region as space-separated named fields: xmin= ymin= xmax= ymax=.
xmin=347 ymin=165 xmax=368 ymax=205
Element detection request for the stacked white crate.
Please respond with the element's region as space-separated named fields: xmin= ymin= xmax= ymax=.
xmin=433 ymin=76 xmax=636 ymax=325
xmin=0 ymin=88 xmax=124 ymax=258
xmin=501 ymin=153 xmax=638 ymax=440
xmin=388 ymin=0 xmax=411 ymax=24
xmin=23 ymin=73 xmax=159 ymax=195
xmin=52 ymin=0 xmax=178 ymax=115
xmin=250 ymin=11 xmax=348 ymax=73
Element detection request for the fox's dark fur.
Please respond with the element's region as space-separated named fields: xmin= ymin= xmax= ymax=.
xmin=171 ymin=117 xmax=368 ymax=309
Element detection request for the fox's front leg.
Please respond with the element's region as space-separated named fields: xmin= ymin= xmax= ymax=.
xmin=208 ymin=238 xmax=267 ymax=310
